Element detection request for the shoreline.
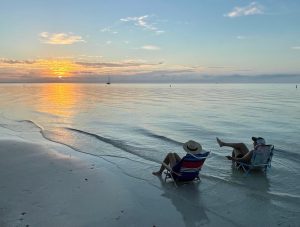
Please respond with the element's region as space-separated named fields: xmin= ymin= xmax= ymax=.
xmin=0 ymin=139 xmax=210 ymax=226
xmin=1 ymin=137 xmax=299 ymax=226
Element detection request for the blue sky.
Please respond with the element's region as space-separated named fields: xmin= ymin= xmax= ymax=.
xmin=0 ymin=0 xmax=299 ymax=82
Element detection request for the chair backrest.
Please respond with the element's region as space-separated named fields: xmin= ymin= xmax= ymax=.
xmin=251 ymin=145 xmax=274 ymax=166
xmin=172 ymin=151 xmax=210 ymax=181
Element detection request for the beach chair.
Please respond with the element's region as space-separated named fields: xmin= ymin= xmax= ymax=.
xmin=235 ymin=145 xmax=274 ymax=175
xmin=163 ymin=152 xmax=210 ymax=186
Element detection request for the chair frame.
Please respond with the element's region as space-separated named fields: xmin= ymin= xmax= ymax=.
xmin=235 ymin=145 xmax=274 ymax=175
xmin=163 ymin=152 xmax=209 ymax=187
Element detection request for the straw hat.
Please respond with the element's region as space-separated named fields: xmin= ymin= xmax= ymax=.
xmin=183 ymin=140 xmax=202 ymax=154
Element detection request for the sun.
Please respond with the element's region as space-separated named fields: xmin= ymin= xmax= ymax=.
xmin=49 ymin=60 xmax=76 ymax=77
xmin=39 ymin=60 xmax=80 ymax=78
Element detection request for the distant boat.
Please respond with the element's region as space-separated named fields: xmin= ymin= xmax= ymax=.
xmin=106 ymin=76 xmax=111 ymax=85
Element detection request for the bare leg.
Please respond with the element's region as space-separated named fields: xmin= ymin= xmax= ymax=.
xmin=216 ymin=137 xmax=249 ymax=156
xmin=152 ymin=153 xmax=181 ymax=176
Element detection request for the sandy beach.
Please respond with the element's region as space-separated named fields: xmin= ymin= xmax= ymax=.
xmin=1 ymin=136 xmax=299 ymax=227
xmin=1 ymin=137 xmax=220 ymax=227
xmin=0 ymin=138 xmax=189 ymax=226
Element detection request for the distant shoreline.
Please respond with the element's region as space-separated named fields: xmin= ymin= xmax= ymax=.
xmin=0 ymin=81 xmax=299 ymax=84
xmin=0 ymin=74 xmax=299 ymax=84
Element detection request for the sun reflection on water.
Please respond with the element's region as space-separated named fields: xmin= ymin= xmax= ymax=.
xmin=36 ymin=84 xmax=80 ymax=123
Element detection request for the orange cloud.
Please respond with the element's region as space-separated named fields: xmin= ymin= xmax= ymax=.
xmin=0 ymin=57 xmax=200 ymax=82
xmin=39 ymin=32 xmax=85 ymax=45
xmin=37 ymin=60 xmax=82 ymax=77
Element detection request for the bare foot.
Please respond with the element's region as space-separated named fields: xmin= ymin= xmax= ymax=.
xmin=216 ymin=137 xmax=224 ymax=147
xmin=152 ymin=171 xmax=162 ymax=176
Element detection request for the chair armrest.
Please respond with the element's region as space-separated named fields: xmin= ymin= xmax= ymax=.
xmin=162 ymin=162 xmax=181 ymax=176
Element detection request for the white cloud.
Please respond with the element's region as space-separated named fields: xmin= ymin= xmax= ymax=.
xmin=225 ymin=2 xmax=264 ymax=18
xmin=101 ymin=27 xmax=118 ymax=34
xmin=120 ymin=15 xmax=164 ymax=34
xmin=141 ymin=45 xmax=160 ymax=50
xmin=120 ymin=15 xmax=155 ymax=30
xmin=39 ymin=32 xmax=85 ymax=45
xmin=291 ymin=46 xmax=300 ymax=50
xmin=105 ymin=40 xmax=112 ymax=45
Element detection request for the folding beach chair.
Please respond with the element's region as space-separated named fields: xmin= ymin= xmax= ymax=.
xmin=235 ymin=145 xmax=274 ymax=175
xmin=163 ymin=151 xmax=210 ymax=186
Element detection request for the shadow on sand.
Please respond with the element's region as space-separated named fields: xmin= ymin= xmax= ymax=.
xmin=157 ymin=177 xmax=209 ymax=227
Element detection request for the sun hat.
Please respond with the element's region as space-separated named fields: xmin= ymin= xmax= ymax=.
xmin=252 ymin=137 xmax=266 ymax=145
xmin=183 ymin=140 xmax=202 ymax=154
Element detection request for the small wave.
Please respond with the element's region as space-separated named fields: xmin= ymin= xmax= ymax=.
xmin=134 ymin=127 xmax=182 ymax=146
xmin=202 ymin=172 xmax=300 ymax=203
xmin=65 ymin=127 xmax=159 ymax=163
xmin=273 ymin=147 xmax=300 ymax=161
xmin=17 ymin=119 xmax=44 ymax=131
xmin=8 ymin=120 xmax=154 ymax=165
xmin=269 ymin=191 xmax=300 ymax=201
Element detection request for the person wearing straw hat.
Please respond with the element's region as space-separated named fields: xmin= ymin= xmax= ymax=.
xmin=216 ymin=136 xmax=266 ymax=163
xmin=152 ymin=140 xmax=203 ymax=176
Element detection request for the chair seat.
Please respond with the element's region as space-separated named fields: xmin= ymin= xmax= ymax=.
xmin=164 ymin=152 xmax=210 ymax=184
xmin=235 ymin=145 xmax=274 ymax=175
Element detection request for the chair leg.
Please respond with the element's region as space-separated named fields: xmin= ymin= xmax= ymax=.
xmin=169 ymin=173 xmax=178 ymax=188
xmin=244 ymin=169 xmax=251 ymax=176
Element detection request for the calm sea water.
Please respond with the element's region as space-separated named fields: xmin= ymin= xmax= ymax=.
xmin=1 ymin=83 xmax=299 ymax=225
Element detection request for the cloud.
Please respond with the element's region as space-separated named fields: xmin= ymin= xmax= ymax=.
xmin=141 ymin=45 xmax=160 ymax=50
xmin=225 ymin=2 xmax=264 ymax=18
xmin=76 ymin=60 xmax=162 ymax=68
xmin=291 ymin=46 xmax=300 ymax=50
xmin=39 ymin=32 xmax=85 ymax=45
xmin=120 ymin=15 xmax=165 ymax=34
xmin=0 ymin=58 xmax=35 ymax=64
xmin=76 ymin=62 xmax=127 ymax=68
xmin=100 ymin=27 xmax=118 ymax=34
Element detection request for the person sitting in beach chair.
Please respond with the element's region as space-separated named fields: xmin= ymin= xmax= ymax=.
xmin=152 ymin=140 xmax=210 ymax=182
xmin=216 ymin=136 xmax=274 ymax=174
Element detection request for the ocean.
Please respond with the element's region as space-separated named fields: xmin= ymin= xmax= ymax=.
xmin=0 ymin=83 xmax=299 ymax=225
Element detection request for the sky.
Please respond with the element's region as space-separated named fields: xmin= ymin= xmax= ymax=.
xmin=0 ymin=0 xmax=300 ymax=82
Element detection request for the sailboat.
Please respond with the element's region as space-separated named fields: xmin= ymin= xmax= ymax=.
xmin=106 ymin=76 xmax=111 ymax=85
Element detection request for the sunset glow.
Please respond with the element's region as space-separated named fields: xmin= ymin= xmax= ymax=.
xmin=0 ymin=1 xmax=299 ymax=83
xmin=40 ymin=60 xmax=80 ymax=78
